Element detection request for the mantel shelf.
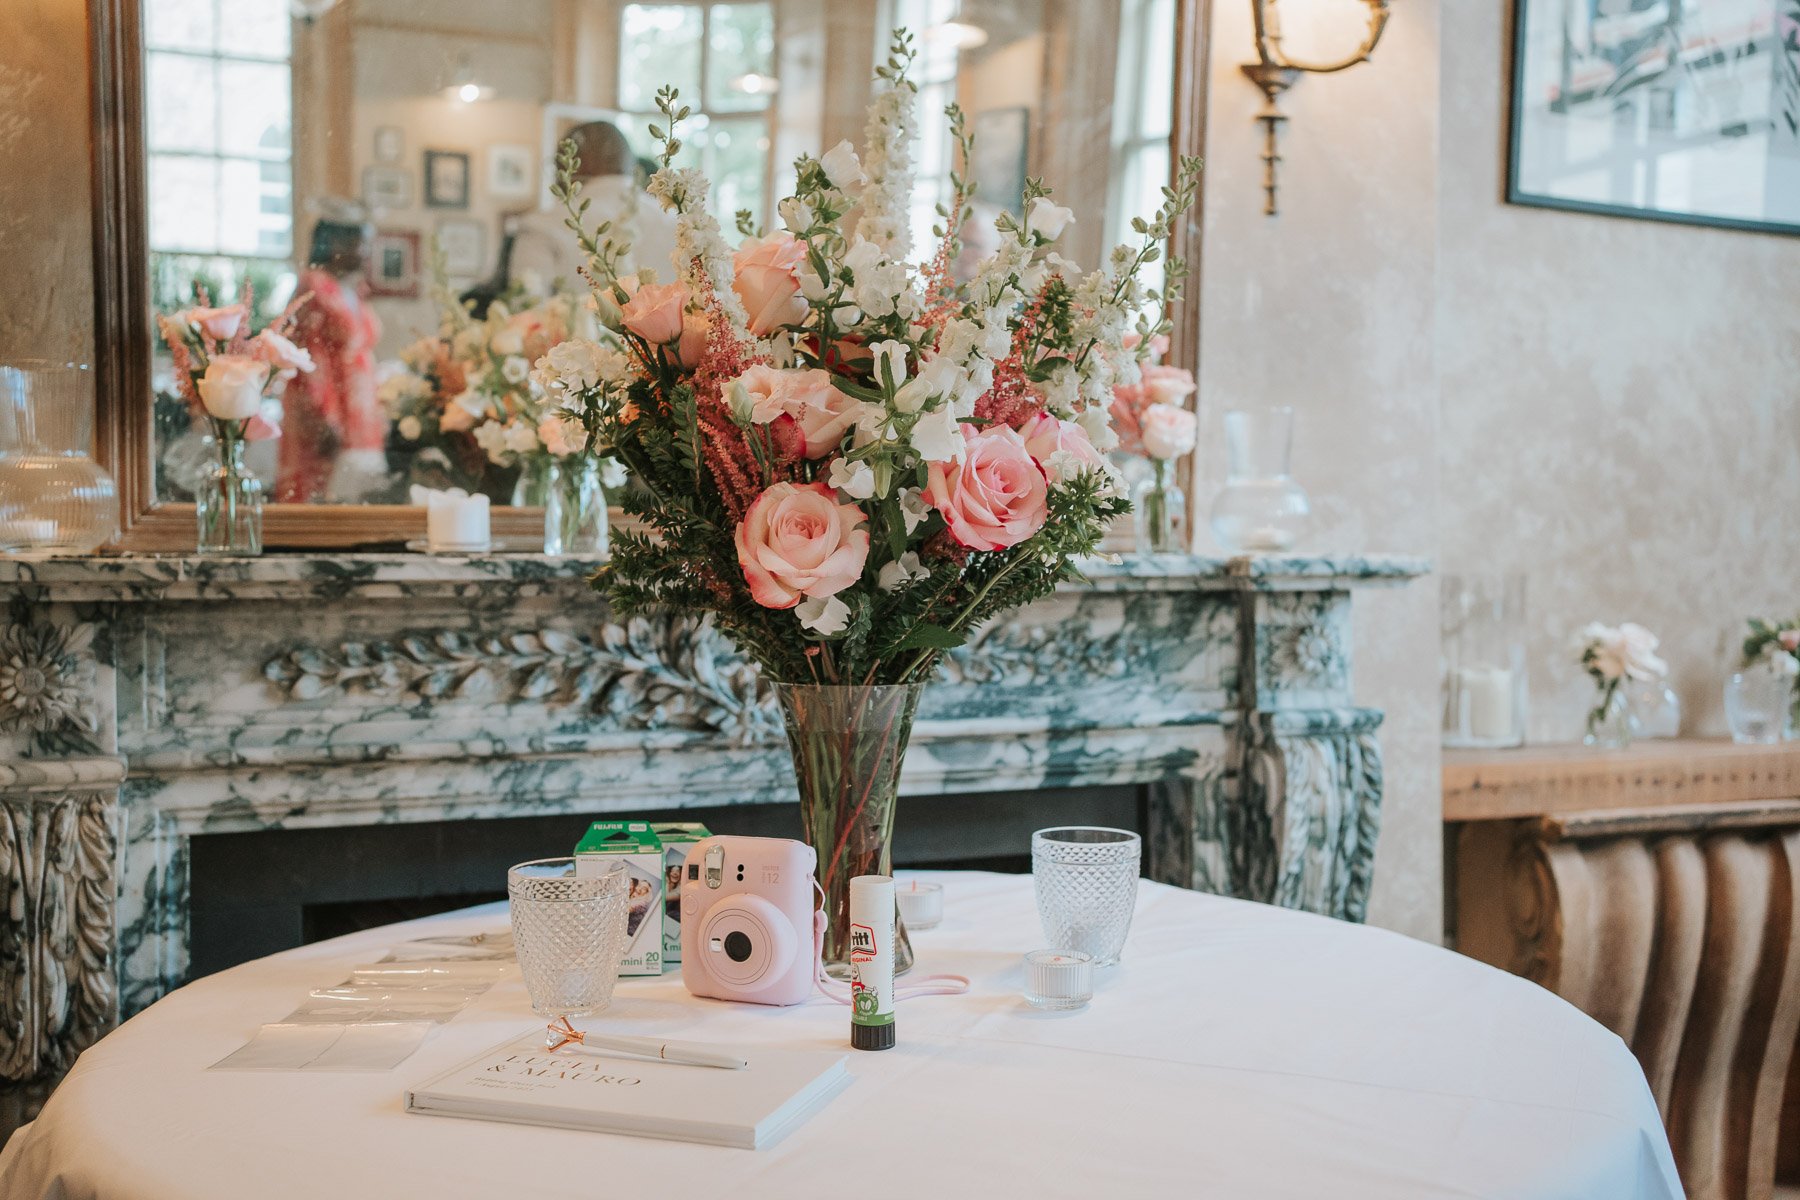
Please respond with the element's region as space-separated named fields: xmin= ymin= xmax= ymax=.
xmin=1443 ymin=738 xmax=1800 ymax=822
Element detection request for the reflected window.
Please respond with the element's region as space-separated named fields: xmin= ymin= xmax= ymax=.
xmin=617 ymin=2 xmax=775 ymax=230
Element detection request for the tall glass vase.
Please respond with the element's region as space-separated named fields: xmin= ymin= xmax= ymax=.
xmin=195 ymin=423 xmax=262 ymax=555
xmin=777 ymin=682 xmax=922 ymax=978
xmin=1132 ymin=459 xmax=1186 ymax=553
xmin=512 ymin=455 xmax=565 ymax=555
xmin=561 ymin=456 xmax=609 ymax=558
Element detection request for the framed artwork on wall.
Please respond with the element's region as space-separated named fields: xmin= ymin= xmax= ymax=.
xmin=1507 ymin=0 xmax=1800 ymax=236
xmin=367 ymin=229 xmax=421 ymax=298
xmin=435 ymin=218 xmax=486 ymax=277
xmin=361 ymin=165 xmax=411 ymax=212
xmin=488 ymin=144 xmax=534 ymax=199
xmin=374 ymin=125 xmax=403 ymax=165
xmin=423 ymin=150 xmax=471 ymax=209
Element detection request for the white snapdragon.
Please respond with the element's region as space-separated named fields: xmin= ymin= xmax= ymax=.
xmin=647 ymin=165 xmax=749 ymax=335
xmin=877 ymin=551 xmax=928 ymax=592
xmin=797 ymin=594 xmax=852 ymax=636
xmin=827 ymin=456 xmax=876 ymax=500
xmin=897 ymin=486 xmax=931 ymax=533
xmin=871 ymin=339 xmax=908 ymax=390
xmin=819 ymin=140 xmax=867 ymax=191
xmin=779 ymin=197 xmax=815 ymax=234
xmin=911 ymin=404 xmax=963 ymax=462
xmin=1024 ymin=196 xmax=1076 ymax=242
xmin=854 ymin=74 xmax=917 ymax=258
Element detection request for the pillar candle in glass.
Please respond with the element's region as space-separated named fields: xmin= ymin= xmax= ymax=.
xmin=1441 ymin=573 xmax=1527 ymax=748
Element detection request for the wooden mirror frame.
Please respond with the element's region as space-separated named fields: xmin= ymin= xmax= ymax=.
xmin=87 ymin=0 xmax=1210 ymax=552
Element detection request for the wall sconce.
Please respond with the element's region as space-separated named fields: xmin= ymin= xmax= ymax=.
xmin=1240 ymin=0 xmax=1390 ymax=215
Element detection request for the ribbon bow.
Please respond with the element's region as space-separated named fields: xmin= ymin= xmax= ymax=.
xmin=546 ymin=1017 xmax=586 ymax=1053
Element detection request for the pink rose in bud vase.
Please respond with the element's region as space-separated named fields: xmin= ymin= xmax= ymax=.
xmin=735 ymin=481 xmax=870 ymax=608
xmin=927 ymin=424 xmax=1049 ymax=551
xmin=1140 ymin=404 xmax=1198 ymax=460
xmin=196 ymin=355 xmax=271 ymax=421
xmin=188 ymin=303 xmax=247 ymax=340
xmin=251 ymin=328 xmax=315 ymax=378
xmin=1141 ymin=364 xmax=1196 ymax=407
xmin=1779 ymin=629 xmax=1800 ymax=653
xmin=621 ymin=281 xmax=691 ymax=347
xmin=732 ymin=232 xmax=808 ymax=336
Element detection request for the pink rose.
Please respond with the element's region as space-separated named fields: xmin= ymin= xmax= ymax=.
xmin=251 ymin=328 xmax=314 ymax=376
xmin=734 ymin=481 xmax=870 ymax=609
xmin=1780 ymin=629 xmax=1800 ymax=653
xmin=1019 ymin=412 xmax=1103 ymax=474
xmin=1141 ymin=364 xmax=1196 ymax=407
xmin=1140 ymin=403 xmax=1198 ymax=460
xmin=537 ymin=412 xmax=586 ymax=457
xmin=732 ymin=232 xmax=808 ymax=336
xmin=674 ymin=308 xmax=709 ymax=371
xmin=189 ymin=303 xmax=246 ymax=340
xmin=196 ymin=354 xmax=270 ymax=421
xmin=732 ymin=365 xmax=859 ymax=458
xmin=621 ymin=281 xmax=690 ymax=346
xmin=926 ymin=423 xmax=1049 ymax=551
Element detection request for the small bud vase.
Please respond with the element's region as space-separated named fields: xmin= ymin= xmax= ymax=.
xmin=195 ymin=423 xmax=262 ymax=555
xmin=561 ymin=456 xmax=609 ymax=558
xmin=511 ymin=455 xmax=566 ymax=555
xmin=1132 ymin=460 xmax=1186 ymax=553
xmin=1583 ymin=682 xmax=1637 ymax=749
xmin=778 ymin=682 xmax=921 ymax=978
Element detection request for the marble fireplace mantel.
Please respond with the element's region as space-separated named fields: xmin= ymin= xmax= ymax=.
xmin=0 ymin=549 xmax=1424 ymax=1126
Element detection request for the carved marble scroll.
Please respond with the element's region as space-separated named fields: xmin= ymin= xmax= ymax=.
xmin=1460 ymin=813 xmax=1800 ymax=1200
xmin=0 ymin=761 xmax=124 ymax=1132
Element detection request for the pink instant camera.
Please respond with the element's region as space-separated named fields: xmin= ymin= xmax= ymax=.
xmin=679 ymin=835 xmax=822 ymax=1007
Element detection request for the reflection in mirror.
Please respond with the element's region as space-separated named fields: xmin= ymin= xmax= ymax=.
xmin=142 ymin=0 xmax=1177 ymax=509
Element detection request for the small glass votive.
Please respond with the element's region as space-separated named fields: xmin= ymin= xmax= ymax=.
xmin=895 ymin=880 xmax=943 ymax=931
xmin=1724 ymin=671 xmax=1793 ymax=744
xmin=1023 ymin=949 xmax=1094 ymax=1011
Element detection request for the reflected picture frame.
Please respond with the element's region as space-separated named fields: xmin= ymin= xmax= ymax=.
xmin=488 ymin=144 xmax=534 ymax=200
xmin=367 ymin=229 xmax=421 ymax=299
xmin=423 ymin=149 xmax=471 ymax=210
xmin=362 ymin=165 xmax=411 ymax=213
xmin=1506 ymin=0 xmax=1800 ymax=237
xmin=435 ymin=218 xmax=486 ymax=277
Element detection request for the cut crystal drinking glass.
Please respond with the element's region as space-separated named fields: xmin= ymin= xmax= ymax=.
xmin=507 ymin=857 xmax=631 ymax=1045
xmin=1031 ymin=827 xmax=1142 ymax=966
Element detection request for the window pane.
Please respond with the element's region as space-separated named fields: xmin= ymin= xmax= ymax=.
xmin=218 ymin=60 xmax=291 ymax=158
xmin=146 ymin=51 xmax=217 ymax=152
xmin=218 ymin=158 xmax=273 ymax=256
xmin=705 ymin=3 xmax=774 ymax=112
xmin=705 ymin=115 xmax=767 ymax=234
xmin=148 ymin=153 xmax=219 ymax=253
xmin=143 ymin=0 xmax=215 ymax=53
xmin=619 ymin=5 xmax=702 ymax=110
xmin=217 ymin=0 xmax=290 ymax=59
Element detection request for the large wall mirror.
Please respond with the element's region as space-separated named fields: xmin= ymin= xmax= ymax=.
xmin=94 ymin=0 xmax=1207 ymax=548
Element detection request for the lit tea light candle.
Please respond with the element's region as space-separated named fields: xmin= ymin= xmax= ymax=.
xmin=895 ymin=880 xmax=943 ymax=930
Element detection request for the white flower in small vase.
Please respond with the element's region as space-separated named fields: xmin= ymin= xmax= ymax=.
xmin=1576 ymin=621 xmax=1668 ymax=748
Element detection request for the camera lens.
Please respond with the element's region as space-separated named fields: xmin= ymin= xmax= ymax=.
xmin=723 ymin=931 xmax=753 ymax=962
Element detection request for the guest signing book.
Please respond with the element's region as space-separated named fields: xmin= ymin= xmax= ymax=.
xmin=404 ymin=1032 xmax=850 ymax=1149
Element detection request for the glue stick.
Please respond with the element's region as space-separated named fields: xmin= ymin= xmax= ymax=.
xmin=848 ymin=875 xmax=896 ymax=1051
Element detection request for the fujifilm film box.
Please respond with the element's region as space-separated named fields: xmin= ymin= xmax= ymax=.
xmin=651 ymin=822 xmax=712 ymax=966
xmin=574 ymin=821 xmax=663 ymax=976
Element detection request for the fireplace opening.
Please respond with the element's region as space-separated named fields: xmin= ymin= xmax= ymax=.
xmin=186 ymin=785 xmax=1145 ymax=982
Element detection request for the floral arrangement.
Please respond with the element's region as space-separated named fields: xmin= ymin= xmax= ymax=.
xmin=380 ymin=264 xmax=608 ymax=491
xmin=1575 ymin=621 xmax=1667 ymax=742
xmin=544 ymin=31 xmax=1201 ymax=687
xmin=1743 ymin=616 xmax=1800 ymax=724
xmin=158 ymin=285 xmax=312 ymax=446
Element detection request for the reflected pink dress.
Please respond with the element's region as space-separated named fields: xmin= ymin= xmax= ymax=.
xmin=278 ymin=269 xmax=384 ymax=503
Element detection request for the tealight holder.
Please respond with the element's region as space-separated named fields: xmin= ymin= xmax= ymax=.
xmin=895 ymin=880 xmax=943 ymax=931
xmin=1023 ymin=949 xmax=1093 ymax=1011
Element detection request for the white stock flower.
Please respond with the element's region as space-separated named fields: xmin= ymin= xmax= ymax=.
xmin=819 ymin=140 xmax=866 ymax=191
xmin=897 ymin=486 xmax=931 ymax=533
xmin=545 ymin=340 xmax=606 ymax=390
xmin=796 ymin=594 xmax=852 ymax=636
xmin=1025 ymin=196 xmax=1075 ymax=242
xmin=827 ymin=456 xmax=876 ymax=500
xmin=877 ymin=551 xmax=928 ymax=592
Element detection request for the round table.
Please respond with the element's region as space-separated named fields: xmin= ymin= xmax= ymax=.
xmin=0 ymin=872 xmax=1681 ymax=1199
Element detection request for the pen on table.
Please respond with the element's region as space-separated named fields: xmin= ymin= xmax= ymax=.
xmin=585 ymin=1034 xmax=748 ymax=1070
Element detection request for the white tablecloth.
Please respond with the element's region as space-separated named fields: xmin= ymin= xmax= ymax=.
xmin=1 ymin=872 xmax=1681 ymax=1199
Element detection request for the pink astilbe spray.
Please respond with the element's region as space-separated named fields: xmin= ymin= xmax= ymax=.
xmin=972 ymin=293 xmax=1047 ymax=431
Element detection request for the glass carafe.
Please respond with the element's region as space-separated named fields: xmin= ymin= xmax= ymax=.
xmin=1441 ymin=573 xmax=1528 ymax=748
xmin=512 ymin=455 xmax=565 ymax=555
xmin=0 ymin=362 xmax=119 ymax=556
xmin=561 ymin=455 xmax=609 ymax=558
xmin=1209 ymin=406 xmax=1309 ymax=553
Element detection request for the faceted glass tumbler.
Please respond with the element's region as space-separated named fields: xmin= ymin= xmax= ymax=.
xmin=1724 ymin=671 xmax=1793 ymax=745
xmin=507 ymin=857 xmax=631 ymax=1034
xmin=1032 ymin=827 xmax=1142 ymax=966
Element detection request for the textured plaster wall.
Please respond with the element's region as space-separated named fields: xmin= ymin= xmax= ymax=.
xmin=0 ymin=0 xmax=95 ymax=365
xmin=1438 ymin=3 xmax=1800 ymax=740
xmin=1198 ymin=2 xmax=1443 ymax=940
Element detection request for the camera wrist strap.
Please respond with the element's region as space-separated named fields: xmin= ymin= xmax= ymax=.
xmin=810 ymin=882 xmax=969 ymax=1005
